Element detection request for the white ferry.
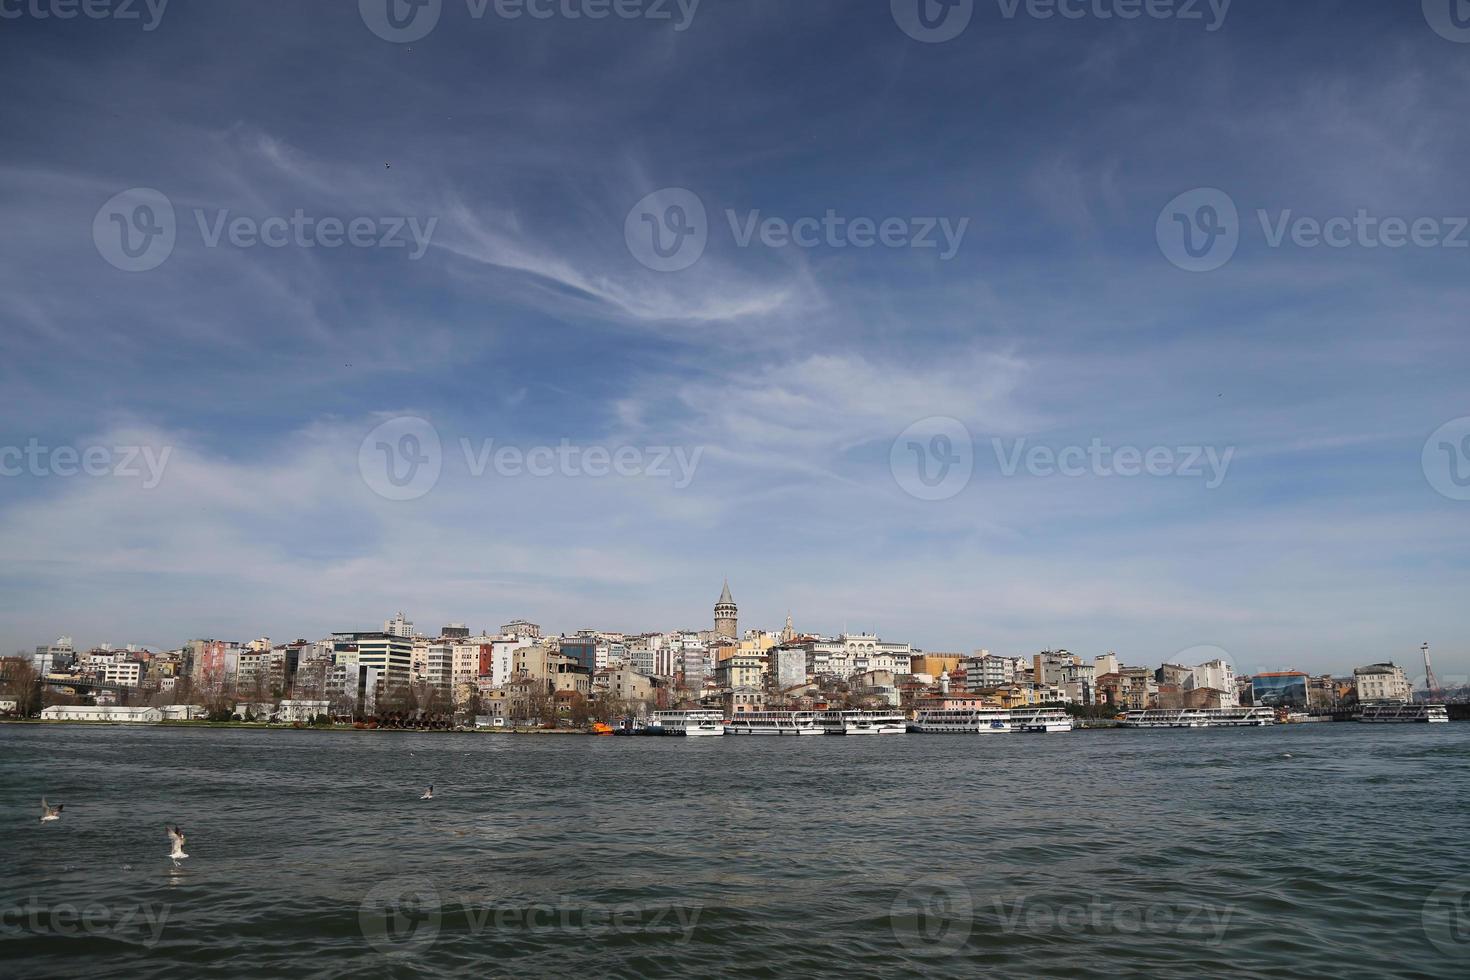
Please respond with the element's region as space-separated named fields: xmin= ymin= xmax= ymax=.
xmin=724 ymin=711 xmax=824 ymax=736
xmin=815 ymin=710 xmax=908 ymax=735
xmin=1008 ymin=707 xmax=1074 ymax=733
xmin=908 ymin=707 xmax=1012 ymax=734
xmin=1119 ymin=707 xmax=1276 ymax=728
xmin=1358 ymin=703 xmax=1450 ymax=724
xmin=650 ymin=709 xmax=726 ymax=736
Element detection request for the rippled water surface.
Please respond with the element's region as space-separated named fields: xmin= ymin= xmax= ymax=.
xmin=3 ymin=723 xmax=1468 ymax=978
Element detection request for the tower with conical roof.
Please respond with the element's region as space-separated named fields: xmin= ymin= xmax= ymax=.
xmin=714 ymin=580 xmax=738 ymax=640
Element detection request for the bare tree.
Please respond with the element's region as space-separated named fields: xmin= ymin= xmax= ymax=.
xmin=1 ymin=658 xmax=42 ymax=717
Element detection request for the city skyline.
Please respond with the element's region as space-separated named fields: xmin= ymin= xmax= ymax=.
xmin=2 ymin=3 xmax=1468 ymax=676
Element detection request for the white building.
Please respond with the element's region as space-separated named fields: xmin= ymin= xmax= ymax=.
xmin=770 ymin=645 xmax=808 ymax=691
xmin=1354 ymin=663 xmax=1412 ymax=704
xmin=277 ymin=699 xmax=330 ymax=723
xmin=42 ymin=705 xmax=162 ymax=723
xmin=1188 ymin=659 xmax=1239 ymax=707
xmin=101 ymin=660 xmax=142 ymax=688
xmin=385 ymin=611 xmax=416 ymax=638
xmin=1095 ymin=652 xmax=1119 ymax=677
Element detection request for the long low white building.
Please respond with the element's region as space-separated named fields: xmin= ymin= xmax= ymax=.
xmin=42 ymin=705 xmax=163 ymax=723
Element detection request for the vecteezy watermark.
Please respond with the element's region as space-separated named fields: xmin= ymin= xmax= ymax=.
xmin=360 ymin=416 xmax=443 ymax=501
xmin=357 ymin=416 xmax=705 ymax=501
xmin=360 ymin=877 xmax=441 ymax=956
xmin=890 ymin=879 xmax=1234 ymax=954
xmin=1156 ymin=187 xmax=1239 ymax=272
xmin=625 ymin=188 xmax=969 ymax=272
xmin=1422 ymin=417 xmax=1470 ymax=502
xmin=891 ymin=417 xmax=975 ymax=502
xmin=0 ymin=439 xmax=173 ymax=489
xmin=93 ymin=188 xmax=438 ymax=272
xmin=359 ymin=877 xmax=703 ymax=956
xmin=359 ymin=0 xmax=701 ymax=44
xmin=1422 ymin=874 xmax=1470 ymax=955
xmin=1423 ymin=0 xmax=1470 ymax=43
xmin=890 ymin=876 xmax=974 ymax=954
xmin=989 ymin=895 xmax=1234 ymax=944
xmin=1158 ymin=187 xmax=1470 ymax=272
xmin=624 ymin=187 xmax=708 ymax=272
xmin=0 ymin=0 xmax=169 ymax=30
xmin=892 ymin=0 xmax=1230 ymax=43
xmin=460 ymin=438 xmax=703 ymax=488
xmin=0 ymin=897 xmax=171 ymax=947
xmin=992 ymin=437 xmax=1235 ymax=489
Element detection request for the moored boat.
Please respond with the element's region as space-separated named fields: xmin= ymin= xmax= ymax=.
xmin=908 ymin=707 xmax=1012 ymax=734
xmin=650 ymin=709 xmax=726 ymax=736
xmin=1008 ymin=707 xmax=1074 ymax=733
xmin=1358 ymin=703 xmax=1450 ymax=724
xmin=1119 ymin=707 xmax=1275 ymax=728
xmin=724 ymin=711 xmax=824 ymax=735
xmin=815 ymin=710 xmax=907 ymax=735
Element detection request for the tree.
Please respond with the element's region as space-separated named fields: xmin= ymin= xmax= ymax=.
xmin=1 ymin=658 xmax=42 ymax=717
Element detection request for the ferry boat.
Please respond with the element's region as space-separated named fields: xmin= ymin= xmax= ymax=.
xmin=724 ymin=711 xmax=824 ymax=736
xmin=1358 ymin=703 xmax=1450 ymax=724
xmin=815 ymin=710 xmax=908 ymax=735
xmin=907 ymin=707 xmax=1012 ymax=734
xmin=1008 ymin=707 xmax=1074 ymax=733
xmin=1119 ymin=707 xmax=1276 ymax=728
xmin=649 ymin=709 xmax=726 ymax=736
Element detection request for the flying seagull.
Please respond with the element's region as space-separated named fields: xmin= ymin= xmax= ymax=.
xmin=420 ymin=785 xmax=434 ymax=800
xmin=40 ymin=798 xmax=62 ymax=822
xmin=166 ymin=825 xmax=189 ymax=865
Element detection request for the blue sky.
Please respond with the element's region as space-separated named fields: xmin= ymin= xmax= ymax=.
xmin=1 ymin=0 xmax=1467 ymax=680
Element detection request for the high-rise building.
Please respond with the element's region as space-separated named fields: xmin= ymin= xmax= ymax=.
xmin=332 ymin=632 xmax=412 ymax=686
xmin=384 ymin=612 xmax=415 ymax=638
xmin=714 ymin=581 xmax=738 ymax=640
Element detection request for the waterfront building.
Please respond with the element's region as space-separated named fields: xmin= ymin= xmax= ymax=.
xmin=276 ymin=699 xmax=329 ymax=723
xmin=597 ymin=664 xmax=659 ymax=707
xmin=1251 ymin=671 xmax=1310 ymax=709
xmin=42 ymin=705 xmax=162 ymax=723
xmin=1094 ymin=652 xmax=1119 ymax=677
xmin=714 ymin=581 xmax=738 ymax=640
xmin=962 ymin=653 xmax=1014 ymax=691
xmin=441 ymin=623 xmax=470 ymax=640
xmin=1156 ymin=663 xmax=1193 ymax=688
xmin=770 ymin=644 xmax=808 ymax=691
xmin=715 ymin=653 xmax=766 ymax=691
xmin=1353 ymin=663 xmax=1412 ymax=704
xmin=723 ymin=685 xmax=766 ymax=717
xmin=331 ymin=632 xmax=412 ymax=686
xmin=1187 ymin=659 xmax=1238 ymax=708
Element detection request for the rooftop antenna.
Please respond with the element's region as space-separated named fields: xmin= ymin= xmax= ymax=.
xmin=1422 ymin=642 xmax=1440 ymax=700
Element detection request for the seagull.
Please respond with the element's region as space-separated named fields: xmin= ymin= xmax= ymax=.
xmin=40 ymin=798 xmax=63 ymax=822
xmin=166 ymin=825 xmax=189 ymax=865
xmin=1282 ymin=753 xmax=1293 ymax=759
xmin=420 ymin=785 xmax=434 ymax=800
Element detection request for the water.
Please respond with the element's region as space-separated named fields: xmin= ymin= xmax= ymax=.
xmin=2 ymin=723 xmax=1468 ymax=978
